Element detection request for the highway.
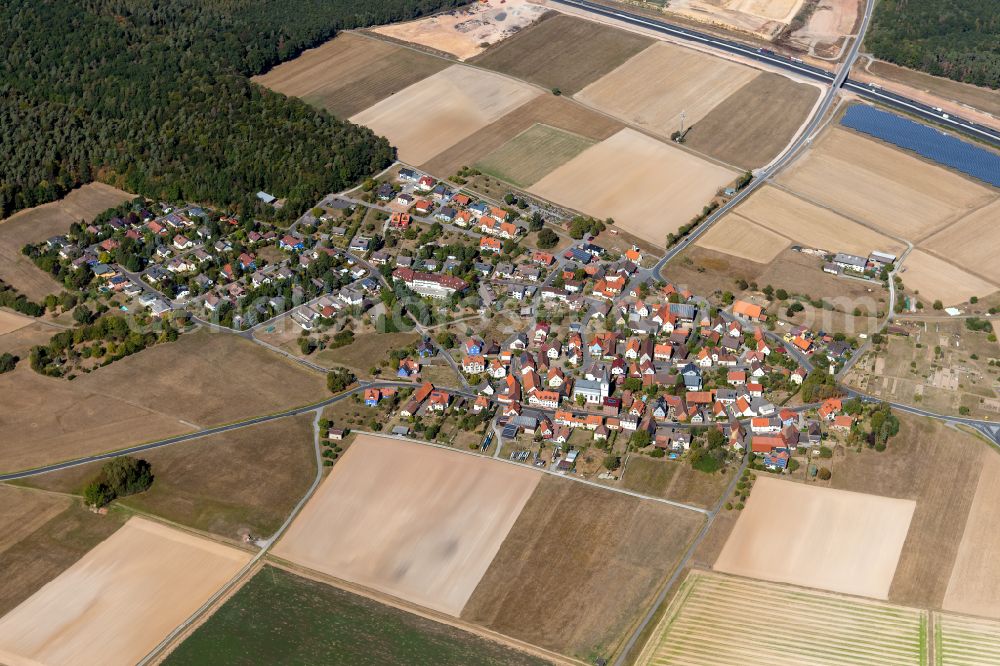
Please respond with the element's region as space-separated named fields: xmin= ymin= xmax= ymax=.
xmin=549 ymin=0 xmax=1000 ymax=147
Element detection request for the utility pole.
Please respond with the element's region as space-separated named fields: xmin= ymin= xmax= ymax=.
xmin=679 ymin=110 xmax=686 ymax=136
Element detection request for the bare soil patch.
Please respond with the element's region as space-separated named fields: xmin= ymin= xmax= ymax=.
xmin=664 ymin=0 xmax=807 ymax=39
xmin=471 ymin=13 xmax=653 ymax=95
xmin=788 ymin=0 xmax=860 ymax=57
xmin=685 ymin=73 xmax=821 ymax=168
xmin=0 ymin=329 xmax=326 ymax=474
xmin=920 ymin=198 xmax=1000 ymax=284
xmin=715 ymin=476 xmax=915 ymax=599
xmin=944 ymin=451 xmax=1000 ymax=619
xmin=695 ymin=213 xmax=790 ymax=263
xmin=826 ymin=413 xmax=985 ymax=608
xmin=351 ymin=64 xmax=540 ymax=165
xmin=372 ymin=0 xmax=546 ymax=61
xmin=461 ymin=474 xmax=704 ymax=660
xmin=0 ymin=183 xmax=132 ymax=300
xmin=865 ymin=59 xmax=1000 ymax=119
xmin=420 ymin=93 xmax=622 ymax=178
xmin=576 ymin=42 xmax=759 ymax=140
xmin=530 ymin=129 xmax=736 ymax=246
xmin=22 ymin=414 xmax=317 ymax=541
xmin=0 ymin=517 xmax=250 ymax=666
xmin=272 ymin=435 xmax=539 ymax=616
xmin=899 ymin=249 xmax=997 ymax=306
xmin=777 ymin=127 xmax=995 ymax=240
xmin=252 ymin=32 xmax=449 ymax=119
xmin=738 ymin=185 xmax=906 ymax=256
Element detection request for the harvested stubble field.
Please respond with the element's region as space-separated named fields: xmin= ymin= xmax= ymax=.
xmin=420 ymin=93 xmax=622 ymax=177
xmin=474 ymin=124 xmax=596 ymax=187
xmin=715 ymin=476 xmax=915 ymax=599
xmin=0 ymin=317 xmax=62 ymax=359
xmin=273 ymin=435 xmax=539 ymax=616
xmin=736 ymin=185 xmax=906 ymax=257
xmin=920 ymin=198 xmax=1000 ymax=285
xmin=826 ymin=413 xmax=986 ymax=609
xmin=684 ymin=73 xmax=820 ymax=168
xmin=943 ymin=452 xmax=1000 ymax=619
xmin=576 ymin=42 xmax=759 ymax=140
xmin=251 ymin=32 xmax=449 ymax=119
xmin=777 ymin=127 xmax=996 ymax=241
xmin=618 ymin=454 xmax=732 ymax=509
xmin=530 ymin=129 xmax=735 ymax=246
xmin=636 ymin=571 xmax=927 ymax=666
xmin=0 ymin=183 xmax=132 ymax=300
xmin=350 ymin=64 xmax=540 ymax=165
xmin=22 ymin=414 xmax=317 ymax=540
xmin=694 ymin=213 xmax=790 ymax=263
xmin=0 ymin=488 xmax=125 ymax=617
xmin=0 ymin=517 xmax=250 ymax=666
xmin=936 ymin=612 xmax=1000 ymax=666
xmin=899 ymin=249 xmax=997 ymax=306
xmin=164 ymin=566 xmax=548 ymax=666
xmin=0 ymin=310 xmax=34 ymax=336
xmin=372 ymin=0 xmax=546 ymax=61
xmin=461 ymin=475 xmax=704 ymax=660
xmin=471 ymin=13 xmax=653 ymax=95
xmin=0 ymin=329 xmax=327 ymax=474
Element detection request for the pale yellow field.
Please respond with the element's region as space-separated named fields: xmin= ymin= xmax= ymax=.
xmin=900 ymin=249 xmax=997 ymax=305
xmin=921 ymin=198 xmax=1000 ymax=284
xmin=666 ymin=0 xmax=809 ymax=38
xmin=0 ymin=310 xmax=34 ymax=336
xmin=0 ymin=517 xmax=250 ymax=666
xmin=714 ymin=476 xmax=915 ymax=599
xmin=944 ymin=452 xmax=1000 ymax=618
xmin=738 ymin=185 xmax=906 ymax=256
xmin=530 ymin=128 xmax=736 ymax=246
xmin=777 ymin=127 xmax=996 ymax=240
xmin=695 ymin=213 xmax=790 ymax=263
xmin=727 ymin=0 xmax=804 ymax=21
xmin=576 ymin=42 xmax=759 ymax=139
xmin=350 ymin=64 xmax=540 ymax=165
xmin=272 ymin=435 xmax=540 ymax=616
xmin=372 ymin=0 xmax=546 ymax=60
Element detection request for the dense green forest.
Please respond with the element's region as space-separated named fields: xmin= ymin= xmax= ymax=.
xmin=867 ymin=0 xmax=999 ymax=89
xmin=0 ymin=0 xmax=465 ymax=219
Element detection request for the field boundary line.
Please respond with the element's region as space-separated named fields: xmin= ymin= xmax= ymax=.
xmin=266 ymin=558 xmax=587 ymax=666
xmin=138 ymin=409 xmax=328 ymax=665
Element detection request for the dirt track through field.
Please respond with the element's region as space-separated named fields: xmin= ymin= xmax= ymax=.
xmin=272 ymin=434 xmax=539 ymax=616
xmin=530 ymin=128 xmax=735 ymax=245
xmin=576 ymin=42 xmax=759 ymax=140
xmin=715 ymin=476 xmax=915 ymax=599
xmin=351 ymin=65 xmax=540 ymax=165
xmin=0 ymin=517 xmax=250 ymax=666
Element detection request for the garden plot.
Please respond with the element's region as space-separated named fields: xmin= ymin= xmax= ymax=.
xmin=636 ymin=571 xmax=927 ymax=666
xmin=576 ymin=42 xmax=759 ymax=140
xmin=0 ymin=517 xmax=250 ymax=666
xmin=529 ymin=128 xmax=736 ymax=246
xmin=715 ymin=476 xmax=915 ymax=599
xmin=272 ymin=434 xmax=539 ymax=616
xmin=350 ymin=65 xmax=540 ymax=165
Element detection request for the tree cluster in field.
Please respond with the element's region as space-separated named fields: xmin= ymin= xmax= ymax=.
xmin=30 ymin=314 xmax=180 ymax=377
xmin=0 ymin=353 xmax=18 ymax=374
xmin=326 ymin=368 xmax=356 ymax=393
xmin=83 ymin=456 xmax=154 ymax=508
xmin=0 ymin=280 xmax=46 ymax=317
xmin=867 ymin=0 xmax=999 ymax=88
xmin=0 ymin=0 xmax=465 ymax=218
xmin=841 ymin=398 xmax=900 ymax=452
xmin=567 ymin=216 xmax=609 ymax=240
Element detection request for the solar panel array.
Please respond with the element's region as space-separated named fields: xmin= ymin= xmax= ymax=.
xmin=840 ymin=105 xmax=1000 ymax=188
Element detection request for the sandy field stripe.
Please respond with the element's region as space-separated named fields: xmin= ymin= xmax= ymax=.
xmin=899 ymin=249 xmax=998 ymax=306
xmin=272 ymin=434 xmax=540 ymax=617
xmin=695 ymin=213 xmax=791 ymax=263
xmin=714 ymin=477 xmax=916 ymax=599
xmin=350 ymin=64 xmax=540 ymax=165
xmin=919 ymin=197 xmax=1000 ymax=284
xmin=0 ymin=517 xmax=250 ymax=666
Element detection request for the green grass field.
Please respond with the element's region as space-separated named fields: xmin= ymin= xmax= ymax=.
xmin=474 ymin=124 xmax=596 ymax=188
xmin=935 ymin=612 xmax=1000 ymax=665
xmin=165 ymin=566 xmax=548 ymax=665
